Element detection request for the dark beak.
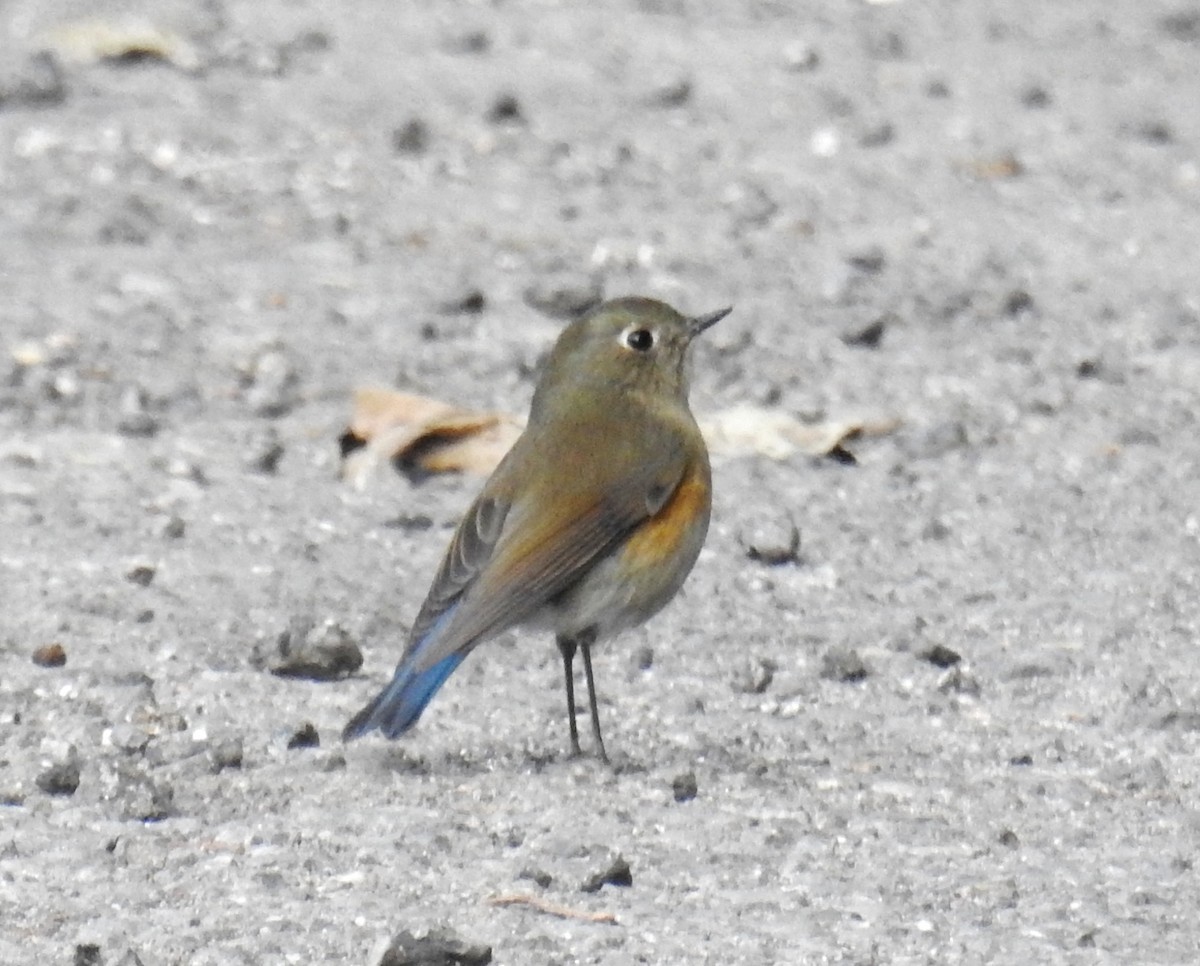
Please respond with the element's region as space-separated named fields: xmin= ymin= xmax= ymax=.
xmin=687 ymin=306 xmax=733 ymax=338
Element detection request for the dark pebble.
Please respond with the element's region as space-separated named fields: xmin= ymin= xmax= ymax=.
xmin=518 ymin=868 xmax=552 ymax=888
xmin=820 ymin=647 xmax=868 ymax=683
xmin=288 ymin=722 xmax=320 ymax=749
xmin=37 ymin=758 xmax=81 ymax=796
xmin=648 ymin=77 xmax=692 ymax=108
xmin=1020 ymin=85 xmax=1051 ymax=108
xmin=731 ymin=657 xmax=776 ymax=695
xmin=1009 ymin=753 xmax=1034 ymax=766
xmin=393 ymin=118 xmax=431 ymax=154
xmin=581 ymin=855 xmax=633 ymax=893
xmin=1160 ymin=10 xmax=1200 ymax=41
xmin=73 ymin=945 xmax=102 ymax=966
xmin=859 ymin=121 xmax=895 ymax=147
xmin=208 ymin=737 xmax=244 ymax=773
xmin=32 ymin=642 xmax=67 ymax=667
xmin=672 ymin=771 xmax=698 ymax=803
xmin=1003 ymin=289 xmax=1034 ymax=316
xmin=633 ymin=645 xmax=654 ymax=671
xmin=740 ymin=515 xmax=800 ymax=566
xmin=919 ymin=644 xmax=961 ymax=668
xmin=841 ymin=317 xmax=887 ymax=348
xmin=1157 ymin=710 xmax=1200 ymax=731
xmin=266 ymin=617 xmax=363 ymax=681
xmin=487 ymin=93 xmax=523 ymax=124
xmin=439 ymin=289 xmax=487 ymax=315
xmin=998 ymin=828 xmax=1020 ymax=848
xmin=379 ymin=928 xmax=492 ymax=966
xmin=845 ymin=246 xmax=886 ymax=274
xmin=0 ymin=51 xmax=67 ymax=108
xmin=246 ymin=428 xmax=285 ymax=474
xmin=126 ymin=563 xmax=156 ymax=587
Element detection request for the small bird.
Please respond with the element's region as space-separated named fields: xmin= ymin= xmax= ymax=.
xmin=343 ymin=296 xmax=731 ymax=761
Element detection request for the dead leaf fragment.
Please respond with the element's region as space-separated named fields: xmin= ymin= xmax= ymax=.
xmin=340 ymin=387 xmax=522 ymax=488
xmin=340 ymin=390 xmax=898 ymax=486
xmin=45 ymin=20 xmax=200 ymax=71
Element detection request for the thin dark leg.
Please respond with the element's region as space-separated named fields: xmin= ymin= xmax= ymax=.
xmin=556 ymin=635 xmax=582 ymax=757
xmin=579 ymin=632 xmax=609 ymax=764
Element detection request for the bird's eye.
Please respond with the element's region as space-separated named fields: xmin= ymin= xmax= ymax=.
xmin=624 ymin=327 xmax=655 ymax=352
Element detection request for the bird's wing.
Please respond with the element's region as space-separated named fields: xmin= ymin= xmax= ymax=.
xmin=405 ymin=415 xmax=691 ymax=673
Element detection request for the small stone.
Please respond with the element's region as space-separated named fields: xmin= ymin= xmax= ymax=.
xmin=580 ymin=855 xmax=633 ymax=893
xmin=393 ymin=118 xmax=431 ymax=154
xmin=919 ymin=644 xmax=961 ymax=668
xmin=671 ymin=771 xmax=698 ymax=803
xmin=997 ymin=828 xmax=1019 ymax=848
xmin=242 ymin=346 xmax=300 ymax=417
xmin=379 ymin=928 xmax=492 ymax=966
xmin=1157 ymin=710 xmax=1200 ymax=731
xmin=921 ymin=518 xmax=952 ymax=541
xmin=648 ymin=76 xmax=692 ymax=108
xmin=845 ymin=246 xmax=886 ymax=274
xmin=288 ymin=722 xmax=320 ymax=749
xmin=439 ymin=289 xmax=487 ymax=315
xmin=0 ymin=51 xmax=67 ymax=108
xmin=925 ymin=78 xmax=951 ymax=98
xmin=731 ymin=657 xmax=776 ymax=695
xmin=1003 ymin=289 xmax=1034 ymax=316
xmin=37 ymin=757 xmax=81 ymax=796
xmin=820 ymin=647 xmax=868 ymax=683
xmin=32 ymin=642 xmax=67 ymax=667
xmin=1009 ymin=753 xmax=1034 ymax=766
xmin=116 ymin=386 xmax=160 ymax=438
xmin=740 ymin=514 xmax=800 ymax=566
xmin=632 ymin=645 xmax=654 ymax=671
xmin=208 ymin=737 xmax=244 ymax=773
xmin=782 ymin=41 xmax=820 ymax=72
xmin=245 ymin=428 xmax=284 ymax=474
xmin=518 ymin=868 xmax=552 ymax=888
xmin=264 ymin=617 xmax=364 ymax=681
xmin=841 ymin=317 xmax=886 ymax=348
xmin=157 ymin=515 xmax=186 ymax=539
xmin=1160 ymin=10 xmax=1200 ymax=41
xmin=486 ymin=93 xmax=523 ymax=124
xmin=858 ymin=121 xmax=895 ymax=147
xmin=938 ymin=666 xmax=981 ymax=697
xmin=126 ymin=563 xmax=156 ymax=587
xmin=1020 ymin=85 xmax=1051 ymax=108
xmin=73 ymin=945 xmax=102 ymax=966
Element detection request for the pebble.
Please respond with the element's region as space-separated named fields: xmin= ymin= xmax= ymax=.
xmin=820 ymin=647 xmax=868 ymax=683
xmin=287 ymin=722 xmax=320 ymax=749
xmin=393 ymin=118 xmax=430 ymax=154
xmin=672 ymin=771 xmax=698 ymax=803
xmin=486 ymin=93 xmax=524 ymax=124
xmin=208 ymin=736 xmax=244 ymax=772
xmin=919 ymin=644 xmax=961 ymax=668
xmin=740 ymin=513 xmax=800 ymax=567
xmin=263 ymin=617 xmax=363 ymax=681
xmin=731 ymin=656 xmax=776 ymax=695
xmin=32 ymin=642 xmax=67 ymax=667
xmin=581 ymin=855 xmax=633 ymax=893
xmin=841 ymin=317 xmax=887 ymax=348
xmin=379 ymin=929 xmax=492 ymax=966
xmin=37 ymin=757 xmax=81 ymax=796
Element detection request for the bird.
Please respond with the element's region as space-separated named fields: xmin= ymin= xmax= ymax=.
xmin=343 ymin=295 xmax=731 ymax=761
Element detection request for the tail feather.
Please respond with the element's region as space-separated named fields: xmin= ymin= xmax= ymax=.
xmin=343 ymin=606 xmax=466 ymax=742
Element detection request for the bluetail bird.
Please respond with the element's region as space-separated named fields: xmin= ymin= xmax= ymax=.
xmin=343 ymin=296 xmax=730 ymax=761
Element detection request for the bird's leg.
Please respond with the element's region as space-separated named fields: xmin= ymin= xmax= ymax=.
xmin=556 ymin=635 xmax=582 ymax=757
xmin=578 ymin=630 xmax=609 ymax=765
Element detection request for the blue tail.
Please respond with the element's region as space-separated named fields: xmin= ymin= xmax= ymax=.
xmin=343 ymin=608 xmax=466 ymax=741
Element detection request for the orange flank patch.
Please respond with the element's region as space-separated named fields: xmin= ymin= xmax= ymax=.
xmin=621 ymin=461 xmax=711 ymax=568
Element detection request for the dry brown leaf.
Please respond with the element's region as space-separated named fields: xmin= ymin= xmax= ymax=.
xmin=45 ymin=20 xmax=200 ymax=71
xmin=340 ymin=388 xmax=522 ymax=489
xmin=489 ymin=893 xmax=618 ymax=924
xmin=340 ymin=390 xmax=898 ymax=486
xmin=699 ymin=404 xmax=899 ymax=460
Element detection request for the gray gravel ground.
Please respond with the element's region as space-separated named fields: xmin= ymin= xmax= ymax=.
xmin=3 ymin=1 xmax=1200 ymax=964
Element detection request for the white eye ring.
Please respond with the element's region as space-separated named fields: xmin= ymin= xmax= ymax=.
xmin=621 ymin=326 xmax=655 ymax=352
